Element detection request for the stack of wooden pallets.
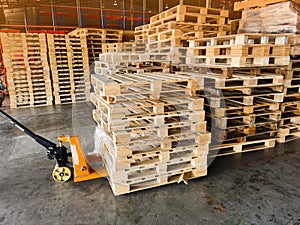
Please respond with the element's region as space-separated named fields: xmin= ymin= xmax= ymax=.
xmin=277 ymin=36 xmax=300 ymax=142
xmin=94 ymin=43 xmax=171 ymax=76
xmin=187 ymin=33 xmax=291 ymax=67
xmin=47 ymin=34 xmax=90 ymax=104
xmin=68 ymin=28 xmax=123 ymax=65
xmin=135 ymin=5 xmax=229 ymax=44
xmin=66 ymin=35 xmax=90 ymax=102
xmin=134 ymin=5 xmax=229 ymax=64
xmin=178 ymin=33 xmax=294 ymax=155
xmin=47 ymin=34 xmax=73 ymax=104
xmin=178 ymin=67 xmax=283 ymax=156
xmin=1 ymin=33 xmax=52 ymax=108
xmin=91 ymin=71 xmax=211 ymax=195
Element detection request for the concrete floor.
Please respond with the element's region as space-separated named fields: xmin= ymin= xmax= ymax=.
xmin=0 ymin=99 xmax=299 ymax=225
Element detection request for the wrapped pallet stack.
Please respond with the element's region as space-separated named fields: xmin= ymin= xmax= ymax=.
xmin=235 ymin=0 xmax=300 ymax=33
xmin=91 ymin=69 xmax=211 ymax=195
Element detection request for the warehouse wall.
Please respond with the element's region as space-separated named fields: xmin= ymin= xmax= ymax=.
xmin=0 ymin=0 xmax=241 ymax=31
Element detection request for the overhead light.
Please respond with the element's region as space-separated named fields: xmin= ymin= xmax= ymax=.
xmin=113 ymin=0 xmax=118 ymax=6
xmin=148 ymin=10 xmax=152 ymax=12
xmin=165 ymin=4 xmax=169 ymax=9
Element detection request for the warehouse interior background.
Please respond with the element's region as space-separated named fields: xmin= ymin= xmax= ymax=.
xmin=0 ymin=0 xmax=299 ymax=224
xmin=0 ymin=0 xmax=240 ymax=31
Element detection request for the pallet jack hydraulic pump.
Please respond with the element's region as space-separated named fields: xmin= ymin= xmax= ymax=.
xmin=0 ymin=109 xmax=108 ymax=183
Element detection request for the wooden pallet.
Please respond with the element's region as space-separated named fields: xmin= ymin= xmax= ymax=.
xmin=208 ymin=109 xmax=281 ymax=129
xmin=187 ymin=55 xmax=290 ymax=67
xmin=277 ymin=124 xmax=300 ymax=143
xmin=179 ymin=72 xmax=283 ymax=90
xmin=68 ymin=28 xmax=123 ymax=36
xmin=189 ymin=34 xmax=290 ymax=47
xmin=150 ymin=5 xmax=228 ymax=25
xmin=91 ymin=72 xmax=200 ymax=101
xmin=209 ymin=138 xmax=277 ymax=157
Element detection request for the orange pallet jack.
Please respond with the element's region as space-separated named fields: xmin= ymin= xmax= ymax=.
xmin=0 ymin=109 xmax=108 ymax=182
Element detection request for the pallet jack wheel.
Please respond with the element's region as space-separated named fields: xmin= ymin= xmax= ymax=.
xmin=52 ymin=165 xmax=72 ymax=182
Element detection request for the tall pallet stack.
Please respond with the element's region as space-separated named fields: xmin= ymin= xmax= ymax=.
xmin=277 ymin=36 xmax=300 ymax=142
xmin=47 ymin=34 xmax=90 ymax=104
xmin=91 ymin=71 xmax=211 ymax=195
xmin=1 ymin=33 xmax=52 ymax=108
xmin=234 ymin=0 xmax=300 ymax=142
xmin=66 ymin=35 xmax=90 ymax=102
xmin=182 ymin=33 xmax=291 ymax=156
xmin=47 ymin=34 xmax=73 ymax=104
xmin=68 ymin=28 xmax=123 ymax=65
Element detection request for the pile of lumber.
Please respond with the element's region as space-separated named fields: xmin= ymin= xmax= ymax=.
xmin=234 ymin=0 xmax=300 ymax=33
xmin=1 ymin=33 xmax=52 ymax=108
xmin=92 ymin=71 xmax=211 ymax=195
xmin=47 ymin=34 xmax=90 ymax=104
xmin=68 ymin=28 xmax=123 ymax=64
xmin=187 ymin=34 xmax=291 ymax=67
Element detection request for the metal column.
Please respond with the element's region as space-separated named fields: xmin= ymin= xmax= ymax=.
xmin=76 ymin=0 xmax=83 ymax=28
xmin=158 ymin=0 xmax=163 ymax=13
xmin=206 ymin=0 xmax=212 ymax=8
xmin=142 ymin=0 xmax=146 ymax=25
xmin=50 ymin=0 xmax=56 ymax=30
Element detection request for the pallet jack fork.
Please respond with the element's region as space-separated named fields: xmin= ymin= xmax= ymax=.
xmin=0 ymin=109 xmax=108 ymax=183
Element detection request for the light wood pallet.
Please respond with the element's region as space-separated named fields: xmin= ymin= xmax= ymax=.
xmin=189 ymin=34 xmax=291 ymax=47
xmin=91 ymin=72 xmax=200 ymax=103
xmin=209 ymin=138 xmax=277 ymax=157
xmin=102 ymin=42 xmax=147 ymax=53
xmin=277 ymin=124 xmax=300 ymax=143
xmin=94 ymin=60 xmax=170 ymax=76
xmin=150 ymin=5 xmax=228 ymax=26
xmin=188 ymin=44 xmax=290 ymax=58
xmin=187 ymin=55 xmax=290 ymax=67
xmin=179 ymin=64 xmax=283 ymax=78
xmin=69 ymin=28 xmax=123 ymax=36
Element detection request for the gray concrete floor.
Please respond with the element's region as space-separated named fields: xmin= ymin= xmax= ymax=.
xmin=0 ymin=98 xmax=299 ymax=225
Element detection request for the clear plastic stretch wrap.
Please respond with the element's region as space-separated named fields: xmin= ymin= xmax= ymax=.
xmin=239 ymin=1 xmax=300 ymax=33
